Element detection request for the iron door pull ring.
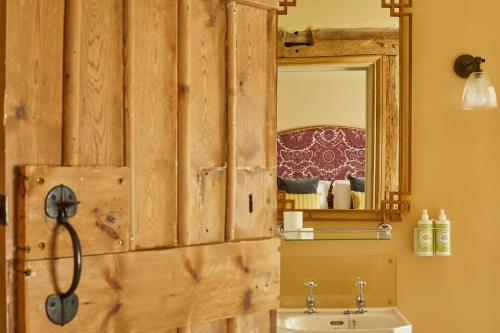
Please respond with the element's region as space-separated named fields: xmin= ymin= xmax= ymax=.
xmin=58 ymin=208 xmax=82 ymax=298
xmin=45 ymin=184 xmax=82 ymax=326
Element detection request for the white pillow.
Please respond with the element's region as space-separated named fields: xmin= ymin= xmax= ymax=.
xmin=317 ymin=180 xmax=332 ymax=209
xmin=333 ymin=180 xmax=351 ymax=209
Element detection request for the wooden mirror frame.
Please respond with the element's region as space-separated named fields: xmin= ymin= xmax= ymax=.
xmin=276 ymin=0 xmax=412 ymax=222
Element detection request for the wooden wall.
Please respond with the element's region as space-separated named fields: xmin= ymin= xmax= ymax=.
xmin=0 ymin=0 xmax=279 ymax=332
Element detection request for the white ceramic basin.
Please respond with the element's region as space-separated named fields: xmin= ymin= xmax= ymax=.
xmin=278 ymin=308 xmax=412 ymax=333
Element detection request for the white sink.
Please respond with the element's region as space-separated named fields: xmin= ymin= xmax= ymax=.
xmin=278 ymin=308 xmax=412 ymax=333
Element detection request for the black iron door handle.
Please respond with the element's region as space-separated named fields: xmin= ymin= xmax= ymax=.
xmin=45 ymin=185 xmax=82 ymax=326
xmin=58 ymin=208 xmax=82 ymax=298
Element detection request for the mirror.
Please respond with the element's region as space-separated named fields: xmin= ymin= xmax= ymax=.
xmin=276 ymin=0 xmax=412 ymax=221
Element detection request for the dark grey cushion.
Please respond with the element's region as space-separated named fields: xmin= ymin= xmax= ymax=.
xmin=348 ymin=175 xmax=365 ymax=192
xmin=278 ymin=176 xmax=320 ymax=194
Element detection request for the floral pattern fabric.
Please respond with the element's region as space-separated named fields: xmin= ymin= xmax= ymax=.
xmin=277 ymin=127 xmax=366 ymax=181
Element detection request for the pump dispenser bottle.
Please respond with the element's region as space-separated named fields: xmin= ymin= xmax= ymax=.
xmin=415 ymin=209 xmax=434 ymax=256
xmin=434 ymin=209 xmax=451 ymax=256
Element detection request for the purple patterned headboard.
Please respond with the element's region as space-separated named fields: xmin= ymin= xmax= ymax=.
xmin=277 ymin=126 xmax=366 ymax=181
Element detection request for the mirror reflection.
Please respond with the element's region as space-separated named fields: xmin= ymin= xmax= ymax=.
xmin=277 ymin=0 xmax=400 ymax=212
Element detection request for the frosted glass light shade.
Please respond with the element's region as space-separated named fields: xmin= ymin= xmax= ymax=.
xmin=462 ymin=72 xmax=498 ymax=110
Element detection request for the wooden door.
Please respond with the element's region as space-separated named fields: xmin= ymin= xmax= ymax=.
xmin=0 ymin=0 xmax=280 ymax=332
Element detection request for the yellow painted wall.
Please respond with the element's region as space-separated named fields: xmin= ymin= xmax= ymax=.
xmin=280 ymin=1 xmax=500 ymax=332
xmin=278 ymin=66 xmax=367 ymax=131
xmin=279 ymin=0 xmax=398 ymax=30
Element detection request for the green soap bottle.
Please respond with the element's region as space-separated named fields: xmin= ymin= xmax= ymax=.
xmin=415 ymin=209 xmax=433 ymax=256
xmin=434 ymin=209 xmax=451 ymax=256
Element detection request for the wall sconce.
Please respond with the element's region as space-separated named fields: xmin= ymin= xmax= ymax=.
xmin=454 ymin=54 xmax=497 ymax=110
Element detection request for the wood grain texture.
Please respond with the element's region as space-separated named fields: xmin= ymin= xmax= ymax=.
xmin=235 ymin=5 xmax=270 ymax=168
xmin=229 ymin=4 xmax=278 ymax=330
xmin=234 ymin=169 xmax=276 ymax=239
xmin=17 ymin=239 xmax=280 ymax=333
xmin=5 ymin=263 xmax=15 ymax=333
xmin=266 ymin=10 xmax=277 ymax=170
xmin=382 ymin=56 xmax=399 ymax=195
xmin=0 ymin=0 xmax=6 ymax=330
xmin=228 ymin=0 xmax=280 ymax=10
xmin=63 ymin=0 xmax=124 ymax=166
xmin=278 ymin=28 xmax=399 ymax=58
xmin=180 ymin=319 xmax=227 ymax=333
xmin=225 ymin=0 xmax=238 ymax=241
xmin=178 ymin=3 xmax=228 ymax=330
xmin=17 ymin=166 xmax=130 ymax=261
xmin=228 ymin=310 xmax=271 ymax=333
xmin=230 ymin=4 xmax=277 ymax=240
xmin=178 ymin=0 xmax=227 ymax=246
xmin=124 ymin=0 xmax=177 ymax=250
xmin=3 ymin=1 xmax=65 ymax=330
xmin=4 ymin=0 xmax=65 ymax=261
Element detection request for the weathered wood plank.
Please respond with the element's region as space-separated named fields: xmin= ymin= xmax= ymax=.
xmin=178 ymin=3 xmax=228 ymax=331
xmin=231 ymin=4 xmax=277 ymax=240
xmin=124 ymin=0 xmax=178 ymax=250
xmin=17 ymin=166 xmax=130 ymax=261
xmin=18 ymin=238 xmax=280 ymax=333
xmin=63 ymin=0 xmax=124 ymax=166
xmin=180 ymin=319 xmax=227 ymax=333
xmin=178 ymin=0 xmax=227 ymax=246
xmin=3 ymin=1 xmax=65 ymax=330
xmin=235 ymin=4 xmax=271 ymax=168
xmin=228 ymin=0 xmax=280 ymax=10
xmin=382 ymin=55 xmax=399 ymax=196
xmin=228 ymin=4 xmax=278 ymax=330
xmin=234 ymin=169 xmax=276 ymax=239
xmin=0 ymin=0 xmax=6 ymax=330
xmin=4 ymin=0 xmax=65 ymax=260
xmin=226 ymin=0 xmax=238 ymax=241
xmin=5 ymin=263 xmax=15 ymax=333
xmin=278 ymin=28 xmax=399 ymax=58
xmin=266 ymin=10 xmax=278 ymax=170
xmin=228 ymin=311 xmax=271 ymax=333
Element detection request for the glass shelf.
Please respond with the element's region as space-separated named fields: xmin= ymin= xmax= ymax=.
xmin=277 ymin=223 xmax=392 ymax=241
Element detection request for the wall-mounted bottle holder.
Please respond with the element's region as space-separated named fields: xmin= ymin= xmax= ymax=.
xmin=413 ymin=227 xmax=452 ymax=257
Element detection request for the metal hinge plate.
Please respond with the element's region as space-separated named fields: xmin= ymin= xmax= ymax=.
xmin=0 ymin=195 xmax=7 ymax=226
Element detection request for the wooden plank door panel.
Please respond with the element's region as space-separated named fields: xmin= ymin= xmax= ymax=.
xmin=178 ymin=0 xmax=228 ymax=248
xmin=63 ymin=0 xmax=124 ymax=167
xmin=124 ymin=0 xmax=178 ymax=250
xmin=3 ymin=1 xmax=66 ymax=331
xmin=3 ymin=0 xmax=280 ymax=332
xmin=235 ymin=4 xmax=277 ymax=170
xmin=17 ymin=166 xmax=130 ymax=261
xmin=235 ymin=168 xmax=276 ymax=239
xmin=227 ymin=1 xmax=279 ymax=331
xmin=17 ymin=239 xmax=280 ymax=333
xmin=4 ymin=0 xmax=65 ymax=262
xmin=228 ymin=311 xmax=272 ymax=333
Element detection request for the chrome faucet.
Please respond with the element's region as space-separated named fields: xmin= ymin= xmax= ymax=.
xmin=354 ymin=279 xmax=367 ymax=314
xmin=304 ymin=281 xmax=318 ymax=314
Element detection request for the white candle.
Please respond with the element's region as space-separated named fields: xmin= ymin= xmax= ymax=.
xmin=283 ymin=211 xmax=303 ymax=231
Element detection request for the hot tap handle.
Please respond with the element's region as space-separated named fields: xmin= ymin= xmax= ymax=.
xmin=304 ymin=281 xmax=318 ymax=294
